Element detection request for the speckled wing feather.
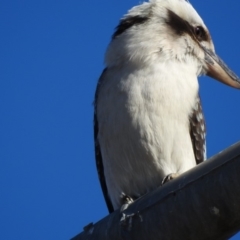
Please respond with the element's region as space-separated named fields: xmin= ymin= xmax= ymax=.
xmin=94 ymin=69 xmax=114 ymax=213
xmin=189 ymin=96 xmax=206 ymax=164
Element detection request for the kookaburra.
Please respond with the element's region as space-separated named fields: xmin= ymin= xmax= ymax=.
xmin=94 ymin=0 xmax=240 ymax=213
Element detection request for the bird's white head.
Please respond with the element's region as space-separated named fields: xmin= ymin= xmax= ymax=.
xmin=105 ymin=0 xmax=240 ymax=89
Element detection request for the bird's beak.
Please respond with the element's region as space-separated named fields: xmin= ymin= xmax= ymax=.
xmin=203 ymin=46 xmax=240 ymax=89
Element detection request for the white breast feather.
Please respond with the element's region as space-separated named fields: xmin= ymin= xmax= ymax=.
xmin=97 ymin=60 xmax=199 ymax=209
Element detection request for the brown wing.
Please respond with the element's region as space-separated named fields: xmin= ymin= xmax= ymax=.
xmin=189 ymin=96 xmax=206 ymax=164
xmin=94 ymin=69 xmax=114 ymax=213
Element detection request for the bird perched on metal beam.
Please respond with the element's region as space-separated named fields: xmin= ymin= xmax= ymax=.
xmin=94 ymin=0 xmax=240 ymax=213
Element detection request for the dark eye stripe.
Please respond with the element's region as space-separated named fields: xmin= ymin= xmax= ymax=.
xmin=166 ymin=9 xmax=209 ymax=42
xmin=166 ymin=9 xmax=192 ymax=36
xmin=112 ymin=16 xmax=149 ymax=39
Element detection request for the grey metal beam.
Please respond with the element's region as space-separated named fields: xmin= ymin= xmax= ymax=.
xmin=71 ymin=142 xmax=240 ymax=240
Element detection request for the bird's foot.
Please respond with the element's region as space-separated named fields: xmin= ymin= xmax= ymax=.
xmin=120 ymin=193 xmax=134 ymax=212
xmin=119 ymin=194 xmax=142 ymax=232
xmin=161 ymin=173 xmax=179 ymax=185
xmin=120 ymin=193 xmax=135 ymax=229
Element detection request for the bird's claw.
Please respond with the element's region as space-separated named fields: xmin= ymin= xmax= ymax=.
xmin=161 ymin=173 xmax=179 ymax=185
xmin=120 ymin=194 xmax=134 ymax=212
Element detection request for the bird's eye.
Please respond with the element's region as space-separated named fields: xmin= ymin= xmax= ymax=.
xmin=194 ymin=26 xmax=205 ymax=40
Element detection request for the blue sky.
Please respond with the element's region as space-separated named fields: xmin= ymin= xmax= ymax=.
xmin=1 ymin=0 xmax=240 ymax=239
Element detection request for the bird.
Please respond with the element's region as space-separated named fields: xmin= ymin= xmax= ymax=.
xmin=94 ymin=0 xmax=240 ymax=213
